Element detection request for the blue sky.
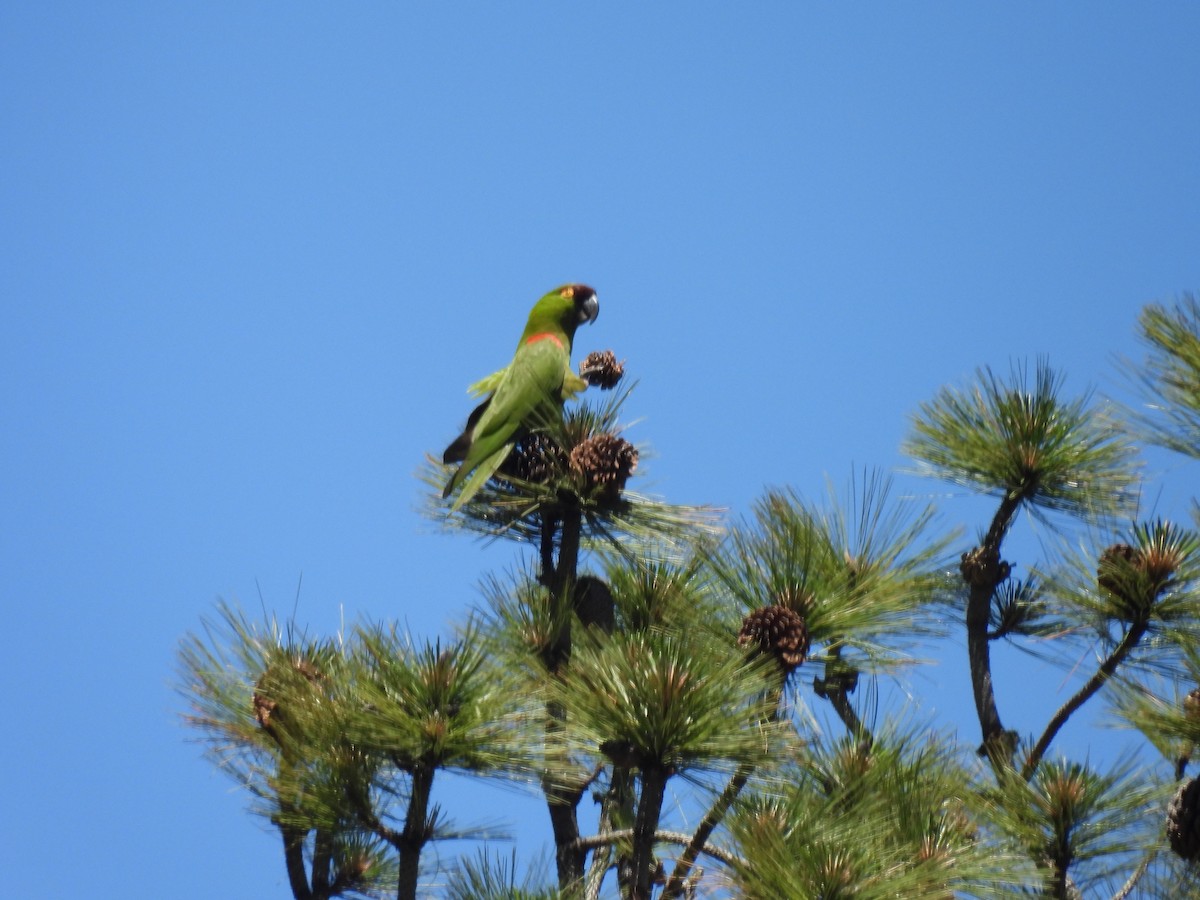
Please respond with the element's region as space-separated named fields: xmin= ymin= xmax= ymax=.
xmin=2 ymin=4 xmax=1199 ymax=897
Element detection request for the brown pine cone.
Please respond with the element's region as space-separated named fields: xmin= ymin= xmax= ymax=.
xmin=579 ymin=350 xmax=625 ymax=389
xmin=1168 ymin=777 xmax=1200 ymax=860
xmin=569 ymin=433 xmax=638 ymax=499
xmin=738 ymin=604 xmax=810 ymax=672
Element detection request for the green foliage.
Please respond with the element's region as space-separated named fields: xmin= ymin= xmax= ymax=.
xmin=904 ymin=360 xmax=1139 ymax=520
xmin=179 ymin=603 xmax=398 ymax=898
xmin=987 ymin=576 xmax=1062 ymax=643
xmin=706 ymin=471 xmax=952 ymax=676
xmin=552 ymin=628 xmax=785 ymax=775
xmin=179 ymin=604 xmax=545 ymax=898
xmin=1131 ymin=293 xmax=1200 ymax=458
xmin=473 ymin=568 xmax=576 ymax=678
xmin=184 ymin=305 xmax=1200 ymax=899
xmin=444 ymin=850 xmax=564 ymax=900
xmin=982 ymin=758 xmax=1166 ymax=897
xmin=600 ymin=551 xmax=732 ymax=639
xmin=178 ymin=602 xmax=343 ymax=820
xmin=1114 ymin=646 xmax=1200 ymax=758
xmin=1038 ymin=519 xmax=1200 ymax=673
xmin=348 ymin=624 xmax=534 ymax=777
xmin=727 ymin=724 xmax=1024 ymax=899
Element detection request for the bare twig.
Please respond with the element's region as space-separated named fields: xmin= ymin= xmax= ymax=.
xmin=573 ymin=829 xmax=741 ymax=868
xmin=1111 ymin=855 xmax=1152 ymax=900
xmin=660 ymin=766 xmax=751 ymax=899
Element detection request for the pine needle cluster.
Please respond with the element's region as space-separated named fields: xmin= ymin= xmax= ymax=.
xmin=904 ymin=360 xmax=1139 ymax=520
xmin=1129 ymin=293 xmax=1200 ymax=459
xmin=706 ymin=472 xmax=952 ymax=683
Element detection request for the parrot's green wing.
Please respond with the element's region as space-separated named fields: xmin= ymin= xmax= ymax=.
xmin=443 ymin=336 xmax=568 ymax=509
xmin=473 ymin=363 xmax=588 ymax=402
xmin=467 ymin=368 xmax=507 ymax=398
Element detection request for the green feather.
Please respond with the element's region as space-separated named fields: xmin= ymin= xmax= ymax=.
xmin=448 ymin=442 xmax=515 ymax=511
xmin=467 ymin=367 xmax=506 ymax=398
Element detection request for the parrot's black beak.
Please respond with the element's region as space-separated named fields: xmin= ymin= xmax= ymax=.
xmin=577 ymin=289 xmax=599 ymax=325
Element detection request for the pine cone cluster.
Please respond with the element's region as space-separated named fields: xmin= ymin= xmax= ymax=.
xmin=960 ymin=546 xmax=1010 ymax=590
xmin=252 ymin=687 xmax=277 ymax=730
xmin=570 ymin=433 xmax=638 ymax=499
xmin=499 ymin=432 xmax=567 ymax=486
xmin=1097 ymin=543 xmax=1138 ymax=593
xmin=738 ymin=604 xmax=810 ymax=672
xmin=579 ymin=350 xmax=625 ymax=389
xmin=1097 ymin=541 xmax=1180 ymax=619
xmin=252 ymin=657 xmax=325 ymax=738
xmin=1168 ymin=777 xmax=1200 ymax=860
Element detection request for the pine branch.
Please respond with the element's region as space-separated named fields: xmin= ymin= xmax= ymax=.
xmin=311 ymin=830 xmax=333 ymax=898
xmin=539 ymin=508 xmax=587 ymax=887
xmin=813 ymin=650 xmax=873 ymax=747
xmin=397 ymin=765 xmax=436 ymax=900
xmin=1110 ymin=855 xmax=1152 ymax=900
xmin=1022 ymin=620 xmax=1149 ymax=779
xmin=573 ymin=829 xmax=740 ymax=868
xmin=540 ymin=511 xmax=557 ymax=588
xmin=352 ymin=800 xmax=403 ymax=857
xmin=660 ymin=764 xmax=752 ymax=899
xmin=544 ymin=772 xmax=586 ymax=886
xmin=631 ymin=764 xmax=669 ymax=900
xmin=905 ymin=361 xmax=1142 ymax=766
xmin=582 ymin=768 xmax=624 ymax=900
xmin=966 ymin=492 xmax=1022 ymax=765
xmin=281 ymin=824 xmax=314 ymax=900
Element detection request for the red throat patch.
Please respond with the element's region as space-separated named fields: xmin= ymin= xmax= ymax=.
xmin=525 ymin=332 xmax=564 ymax=348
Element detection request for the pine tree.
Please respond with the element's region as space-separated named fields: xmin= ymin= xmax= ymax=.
xmin=180 ymin=295 xmax=1200 ymax=898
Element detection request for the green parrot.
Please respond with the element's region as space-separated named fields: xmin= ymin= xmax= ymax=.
xmin=442 ymin=284 xmax=599 ymax=510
